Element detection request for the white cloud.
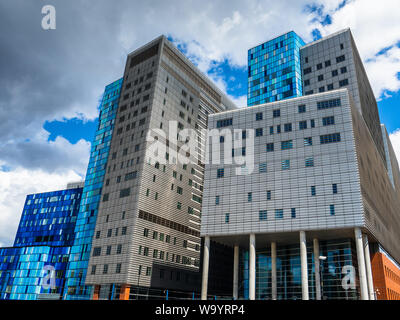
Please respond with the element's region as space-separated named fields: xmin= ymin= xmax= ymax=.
xmin=389 ymin=129 xmax=400 ymax=166
xmin=312 ymin=0 xmax=400 ymax=98
xmin=1 ymin=128 xmax=90 ymax=173
xmin=230 ymin=95 xmax=247 ymax=108
xmin=162 ymin=1 xmax=315 ymax=73
xmin=0 ymin=167 xmax=84 ymax=246
xmin=0 ymin=129 xmax=90 ymax=246
xmin=365 ymin=47 xmax=400 ymax=99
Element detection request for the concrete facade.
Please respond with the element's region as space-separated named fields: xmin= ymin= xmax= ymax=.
xmin=202 ymin=90 xmax=363 ymax=237
xmin=201 ymin=89 xmax=369 ymax=299
xmin=300 ymin=28 xmax=386 ymax=169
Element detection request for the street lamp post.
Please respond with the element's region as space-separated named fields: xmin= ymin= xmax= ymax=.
xmin=319 ymin=256 xmax=327 ymax=300
xmin=374 ymin=288 xmax=380 ymax=300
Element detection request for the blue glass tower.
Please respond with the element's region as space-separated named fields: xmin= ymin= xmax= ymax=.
xmin=63 ymin=78 xmax=123 ymax=300
xmin=14 ymin=189 xmax=82 ymax=247
xmin=247 ymin=31 xmax=305 ymax=106
xmin=0 ymin=187 xmax=83 ymax=300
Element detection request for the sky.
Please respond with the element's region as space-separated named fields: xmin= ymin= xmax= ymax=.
xmin=0 ymin=0 xmax=399 ymax=247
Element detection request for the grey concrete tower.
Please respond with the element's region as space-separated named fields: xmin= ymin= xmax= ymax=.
xmin=300 ymin=28 xmax=386 ymax=168
xmin=84 ymin=35 xmax=236 ymax=299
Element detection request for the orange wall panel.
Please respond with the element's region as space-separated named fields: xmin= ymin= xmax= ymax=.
xmin=371 ymin=252 xmax=400 ymax=300
xmin=119 ymin=284 xmax=130 ymax=300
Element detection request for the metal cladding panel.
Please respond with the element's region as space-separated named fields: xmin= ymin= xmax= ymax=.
xmin=202 ymin=89 xmax=364 ymax=237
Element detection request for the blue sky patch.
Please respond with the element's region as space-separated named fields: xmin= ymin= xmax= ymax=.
xmin=44 ymin=118 xmax=97 ymax=144
xmin=378 ymin=89 xmax=400 ymax=134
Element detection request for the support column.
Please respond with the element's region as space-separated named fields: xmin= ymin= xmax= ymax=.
xmin=355 ymin=227 xmax=369 ymax=300
xmin=201 ymin=236 xmax=210 ymax=300
xmin=271 ymin=242 xmax=277 ymax=300
xmin=233 ymin=245 xmax=239 ymax=300
xmin=300 ymin=231 xmax=309 ymax=300
xmin=313 ymin=238 xmax=321 ymax=300
xmin=249 ymin=234 xmax=256 ymax=300
xmin=363 ymin=234 xmax=375 ymax=300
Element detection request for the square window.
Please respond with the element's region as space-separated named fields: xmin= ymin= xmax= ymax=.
xmin=281 ymin=160 xmax=290 ymax=170
xmin=275 ymin=209 xmax=283 ymax=219
xmin=91 ymin=265 xmax=96 ymax=275
xmin=259 ymin=210 xmax=267 ymax=221
xmin=284 ymin=123 xmax=292 ymax=132
xmin=336 ymin=55 xmax=345 ymax=63
xmin=322 ymin=116 xmax=335 ymax=126
xmin=305 ymin=157 xmax=314 ymax=167
xmin=311 ymin=186 xmax=316 ymax=196
xmin=320 ymin=133 xmax=341 ymax=144
xmin=299 ymin=121 xmax=307 ymax=130
xmin=304 ymin=137 xmax=313 ymax=146
xmin=273 ymin=109 xmax=280 ymax=118
xmin=259 ymin=162 xmax=267 ymax=173
xmin=304 ymin=67 xmax=312 ymax=75
xmin=281 ymin=140 xmax=293 ymax=150
xmin=116 ymin=264 xmax=121 ymax=274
